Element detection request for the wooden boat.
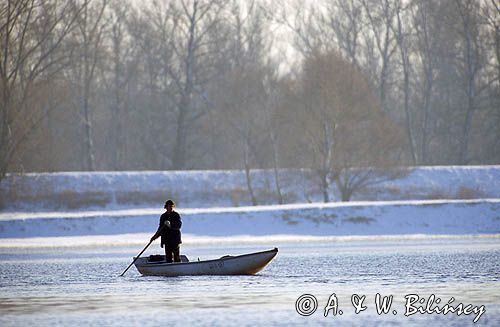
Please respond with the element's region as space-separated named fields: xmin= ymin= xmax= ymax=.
xmin=134 ymin=248 xmax=278 ymax=276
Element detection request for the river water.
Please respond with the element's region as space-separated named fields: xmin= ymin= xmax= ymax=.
xmin=0 ymin=236 xmax=499 ymax=326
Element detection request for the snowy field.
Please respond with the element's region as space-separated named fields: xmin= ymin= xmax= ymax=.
xmin=0 ymin=166 xmax=499 ymax=245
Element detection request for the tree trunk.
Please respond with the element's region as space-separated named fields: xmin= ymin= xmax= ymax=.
xmin=173 ymin=94 xmax=188 ymax=170
xmin=415 ymin=0 xmax=435 ymax=165
xmin=340 ymin=188 xmax=352 ymax=202
xmin=421 ymin=68 xmax=433 ymax=164
xmin=112 ymin=22 xmax=124 ymax=170
xmin=458 ymin=4 xmax=477 ymax=165
xmin=172 ymin=0 xmax=197 ymax=170
xmin=395 ymin=7 xmax=417 ymax=164
xmin=271 ymin=132 xmax=284 ymax=205
xmin=320 ymin=169 xmax=330 ymax=203
xmin=459 ymin=93 xmax=474 ymax=165
xmin=83 ymin=22 xmax=96 ymax=172
xmin=265 ymin=100 xmax=284 ymax=204
xmin=320 ymin=121 xmax=334 ymax=203
xmin=80 ymin=2 xmax=106 ymax=171
xmin=243 ymin=127 xmax=257 ymax=206
xmin=83 ymin=87 xmax=96 ymax=171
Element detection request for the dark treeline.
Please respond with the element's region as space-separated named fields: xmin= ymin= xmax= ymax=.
xmin=1 ymin=0 xmax=499 ymax=198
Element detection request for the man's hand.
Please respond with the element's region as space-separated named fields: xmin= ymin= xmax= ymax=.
xmin=150 ymin=235 xmax=157 ymax=243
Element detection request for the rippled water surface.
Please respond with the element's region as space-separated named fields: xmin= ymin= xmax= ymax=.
xmin=1 ymin=237 xmax=499 ymax=326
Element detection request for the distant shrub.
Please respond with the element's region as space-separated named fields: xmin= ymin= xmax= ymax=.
xmin=57 ymin=191 xmax=111 ymax=209
xmin=284 ymin=219 xmax=300 ymax=225
xmin=342 ymin=216 xmax=376 ymax=225
xmin=385 ymin=186 xmax=403 ymax=196
xmin=0 ymin=189 xmax=111 ymax=210
xmin=306 ymin=213 xmax=337 ymax=225
xmin=455 ymin=186 xmax=486 ymax=199
xmin=0 ymin=191 xmax=12 ymax=209
xmin=0 ymin=177 xmax=52 ymax=209
xmin=230 ymin=188 xmax=247 ymax=207
xmin=116 ymin=191 xmax=169 ymax=205
xmin=255 ymin=187 xmax=283 ymax=205
xmin=424 ymin=190 xmax=453 ymax=200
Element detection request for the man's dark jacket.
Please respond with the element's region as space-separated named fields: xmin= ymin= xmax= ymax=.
xmin=157 ymin=211 xmax=182 ymax=247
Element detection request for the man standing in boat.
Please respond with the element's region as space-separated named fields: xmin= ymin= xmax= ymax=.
xmin=150 ymin=200 xmax=182 ymax=263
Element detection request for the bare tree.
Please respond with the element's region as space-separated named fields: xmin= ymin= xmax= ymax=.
xmin=325 ymin=0 xmax=364 ymax=66
xmin=412 ymin=0 xmax=437 ymax=164
xmin=3 ymin=0 xmax=500 ymax=176
xmin=487 ymin=0 xmax=500 ymax=83
xmin=168 ymin=0 xmax=228 ymax=170
xmin=360 ymin=0 xmax=398 ymax=113
xmin=271 ymin=0 xmax=333 ymax=59
xmin=205 ymin=1 xmax=273 ymax=204
xmin=0 ymin=0 xmax=85 ymax=183
xmin=265 ymin=84 xmax=285 ymax=204
xmin=106 ymin=1 xmax=136 ymax=169
xmin=454 ymin=0 xmax=483 ymax=164
xmin=125 ymin=2 xmax=177 ymax=169
xmin=285 ymin=51 xmax=405 ymax=202
xmin=393 ymin=0 xmax=417 ymax=164
xmin=210 ymin=67 xmax=267 ymax=205
xmin=67 ymin=0 xmax=108 ymax=171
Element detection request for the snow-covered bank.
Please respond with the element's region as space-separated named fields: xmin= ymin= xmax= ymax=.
xmin=1 ymin=199 xmax=499 ymax=239
xmin=1 ymin=166 xmax=498 ymax=241
xmin=2 ymin=166 xmax=500 ymax=211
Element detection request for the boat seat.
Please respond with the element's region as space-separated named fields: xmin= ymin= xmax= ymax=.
xmin=147 ymin=254 xmax=189 ymax=263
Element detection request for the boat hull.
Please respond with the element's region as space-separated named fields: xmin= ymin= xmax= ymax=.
xmin=134 ymin=248 xmax=278 ymax=277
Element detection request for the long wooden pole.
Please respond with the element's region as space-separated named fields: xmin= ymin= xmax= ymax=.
xmin=120 ymin=239 xmax=154 ymax=277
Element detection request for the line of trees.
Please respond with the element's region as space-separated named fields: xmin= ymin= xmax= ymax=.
xmin=1 ymin=0 xmax=499 ymax=201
